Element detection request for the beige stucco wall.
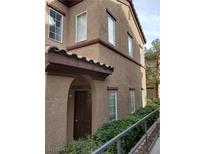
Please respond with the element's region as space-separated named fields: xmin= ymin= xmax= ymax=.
xmin=98 ymin=45 xmax=144 ymax=118
xmin=69 ymin=44 xmax=101 ymax=62
xmin=45 ymin=75 xmax=74 ymax=154
xmin=66 ymin=0 xmax=100 ymax=46
xmin=98 ymin=0 xmax=144 ymax=63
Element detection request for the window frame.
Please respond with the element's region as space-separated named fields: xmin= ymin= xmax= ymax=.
xmin=130 ymin=90 xmax=136 ymax=114
xmin=108 ymin=14 xmax=116 ymax=46
xmin=75 ymin=11 xmax=88 ymax=43
xmin=128 ymin=34 xmax=133 ymax=57
xmin=48 ymin=7 xmax=64 ymax=43
xmin=108 ymin=90 xmax=118 ymax=121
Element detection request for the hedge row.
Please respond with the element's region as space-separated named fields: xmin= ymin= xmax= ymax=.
xmin=60 ymin=101 xmax=159 ymax=154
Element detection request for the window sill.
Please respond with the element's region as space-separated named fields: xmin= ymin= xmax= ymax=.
xmin=48 ymin=37 xmax=63 ymax=44
xmin=75 ymin=39 xmax=87 ymax=44
xmin=108 ymin=41 xmax=116 ymax=47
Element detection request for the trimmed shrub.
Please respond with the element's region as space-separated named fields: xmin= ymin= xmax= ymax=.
xmin=60 ymin=100 xmax=159 ymax=154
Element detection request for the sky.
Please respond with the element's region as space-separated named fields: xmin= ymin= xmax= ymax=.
xmin=133 ymin=0 xmax=160 ymax=48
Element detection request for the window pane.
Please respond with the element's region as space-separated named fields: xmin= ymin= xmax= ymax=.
xmin=49 ymin=32 xmax=55 ymax=40
xmin=56 ymin=13 xmax=62 ymax=21
xmin=49 ymin=25 xmax=55 ymax=33
xmin=56 ymin=21 xmax=61 ymax=28
xmin=128 ymin=35 xmax=133 ymax=57
xmin=76 ymin=12 xmax=87 ymax=42
xmin=50 ymin=9 xmax=55 ymax=18
xmin=56 ymin=34 xmax=61 ymax=41
xmin=108 ymin=91 xmax=117 ymax=121
xmin=108 ymin=15 xmax=115 ymax=45
xmin=49 ymin=16 xmax=56 ymax=26
xmin=56 ymin=27 xmax=61 ymax=35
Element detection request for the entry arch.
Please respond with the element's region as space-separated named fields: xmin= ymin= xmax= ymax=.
xmin=67 ymin=75 xmax=95 ymax=142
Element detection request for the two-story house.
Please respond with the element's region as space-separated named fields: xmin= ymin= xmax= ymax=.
xmin=45 ymin=0 xmax=147 ymax=153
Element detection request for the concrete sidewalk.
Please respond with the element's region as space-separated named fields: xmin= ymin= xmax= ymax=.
xmin=149 ymin=137 xmax=160 ymax=154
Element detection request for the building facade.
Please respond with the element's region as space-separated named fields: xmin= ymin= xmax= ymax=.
xmin=45 ymin=0 xmax=147 ymax=153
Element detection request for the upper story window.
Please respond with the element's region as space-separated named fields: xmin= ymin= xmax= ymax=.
xmin=130 ymin=90 xmax=136 ymax=113
xmin=76 ymin=11 xmax=87 ymax=43
xmin=48 ymin=8 xmax=63 ymax=42
xmin=108 ymin=14 xmax=116 ymax=45
xmin=128 ymin=34 xmax=133 ymax=57
xmin=108 ymin=90 xmax=118 ymax=121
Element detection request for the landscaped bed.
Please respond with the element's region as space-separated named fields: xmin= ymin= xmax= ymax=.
xmin=60 ymin=100 xmax=160 ymax=154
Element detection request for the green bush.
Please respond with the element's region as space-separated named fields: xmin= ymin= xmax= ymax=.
xmin=147 ymin=98 xmax=160 ymax=105
xmin=60 ymin=100 xmax=159 ymax=154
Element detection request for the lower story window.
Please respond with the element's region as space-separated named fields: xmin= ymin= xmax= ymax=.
xmin=108 ymin=90 xmax=117 ymax=121
xmin=130 ymin=90 xmax=136 ymax=113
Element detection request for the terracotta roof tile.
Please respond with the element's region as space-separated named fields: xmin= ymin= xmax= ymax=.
xmin=46 ymin=45 xmax=114 ymax=71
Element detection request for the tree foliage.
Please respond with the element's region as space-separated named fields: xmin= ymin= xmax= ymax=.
xmin=144 ymin=39 xmax=160 ymax=85
xmin=144 ymin=39 xmax=160 ymax=59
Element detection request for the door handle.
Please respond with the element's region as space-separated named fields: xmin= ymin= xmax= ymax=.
xmin=75 ymin=119 xmax=78 ymax=122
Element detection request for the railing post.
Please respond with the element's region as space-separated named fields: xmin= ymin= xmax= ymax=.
xmin=156 ymin=110 xmax=160 ymax=137
xmin=157 ymin=120 xmax=160 ymax=137
xmin=117 ymin=140 xmax=121 ymax=154
xmin=155 ymin=112 xmax=158 ymax=137
xmin=144 ymin=119 xmax=149 ymax=154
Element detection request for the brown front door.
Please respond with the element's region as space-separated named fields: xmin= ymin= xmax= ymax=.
xmin=74 ymin=91 xmax=92 ymax=139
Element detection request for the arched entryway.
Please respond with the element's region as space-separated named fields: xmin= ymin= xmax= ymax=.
xmin=67 ymin=76 xmax=92 ymax=141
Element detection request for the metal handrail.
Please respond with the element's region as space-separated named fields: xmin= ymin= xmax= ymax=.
xmin=129 ymin=118 xmax=160 ymax=154
xmin=92 ymin=108 xmax=160 ymax=154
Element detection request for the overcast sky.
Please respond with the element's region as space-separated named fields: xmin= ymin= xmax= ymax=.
xmin=133 ymin=0 xmax=160 ymax=48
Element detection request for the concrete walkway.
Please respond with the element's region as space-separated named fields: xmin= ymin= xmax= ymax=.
xmin=150 ymin=137 xmax=160 ymax=154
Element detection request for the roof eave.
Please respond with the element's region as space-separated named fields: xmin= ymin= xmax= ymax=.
xmin=127 ymin=0 xmax=147 ymax=44
xmin=58 ymin=0 xmax=83 ymax=8
xmin=45 ymin=46 xmax=114 ymax=78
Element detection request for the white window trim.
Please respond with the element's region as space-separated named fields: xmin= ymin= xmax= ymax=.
xmin=108 ymin=90 xmax=118 ymax=121
xmin=130 ymin=90 xmax=136 ymax=114
xmin=48 ymin=8 xmax=64 ymax=43
xmin=75 ymin=11 xmax=87 ymax=43
xmin=128 ymin=34 xmax=133 ymax=57
xmin=108 ymin=14 xmax=116 ymax=46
